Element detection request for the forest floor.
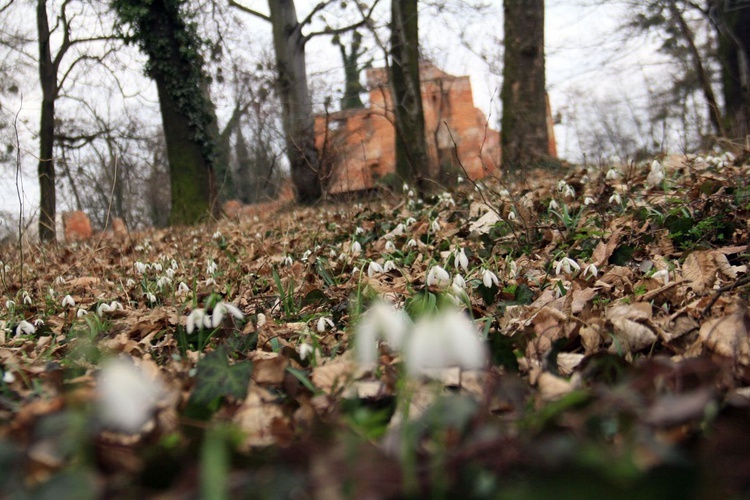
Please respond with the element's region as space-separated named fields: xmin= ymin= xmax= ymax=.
xmin=1 ymin=154 xmax=750 ymax=498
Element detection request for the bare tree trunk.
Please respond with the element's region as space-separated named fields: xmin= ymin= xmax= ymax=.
xmin=390 ymin=0 xmax=429 ymax=194
xmin=501 ymin=0 xmax=548 ymax=171
xmin=37 ymin=0 xmax=56 ymax=242
xmin=268 ymin=0 xmax=321 ymax=204
xmin=668 ymin=0 xmax=724 ymax=139
xmin=712 ymin=0 xmax=750 ymax=143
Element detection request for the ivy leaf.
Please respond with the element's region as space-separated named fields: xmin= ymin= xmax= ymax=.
xmin=188 ymin=346 xmax=252 ymax=414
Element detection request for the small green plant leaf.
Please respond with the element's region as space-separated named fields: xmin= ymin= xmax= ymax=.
xmin=189 ymin=346 xmax=252 ymax=410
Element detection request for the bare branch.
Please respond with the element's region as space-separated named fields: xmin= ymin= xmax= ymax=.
xmin=298 ymin=1 xmax=334 ymax=29
xmin=304 ymin=0 xmax=381 ymax=41
xmin=228 ymin=0 xmax=270 ymax=22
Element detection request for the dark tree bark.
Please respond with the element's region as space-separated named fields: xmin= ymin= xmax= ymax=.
xmin=501 ymin=0 xmax=549 ymax=171
xmin=267 ymin=0 xmax=322 ymax=204
xmin=668 ymin=0 xmax=724 ymax=138
xmin=113 ymin=0 xmax=218 ymax=226
xmin=712 ymin=1 xmax=750 ymax=142
xmin=37 ymin=0 xmax=56 ymax=242
xmin=390 ymin=0 xmax=430 ymax=194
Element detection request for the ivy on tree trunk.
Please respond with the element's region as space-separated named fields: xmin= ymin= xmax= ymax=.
xmin=501 ymin=0 xmax=549 ymax=171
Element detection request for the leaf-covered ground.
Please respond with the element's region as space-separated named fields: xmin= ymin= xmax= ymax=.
xmin=1 ymin=155 xmax=750 ymax=498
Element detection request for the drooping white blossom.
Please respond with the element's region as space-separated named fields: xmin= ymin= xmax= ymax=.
xmin=426 ymin=265 xmax=451 ymax=288
xmin=482 ymin=269 xmax=500 ymax=288
xmin=555 ymin=257 xmax=581 ymax=275
xmin=97 ymin=357 xmax=164 ymax=433
xmin=317 ymin=317 xmax=334 ymax=333
xmin=355 ymin=301 xmax=411 ymax=366
xmin=62 ymin=295 xmax=76 ymax=308
xmin=368 ymin=261 xmax=385 ymax=278
xmin=454 ymin=248 xmax=469 ymax=273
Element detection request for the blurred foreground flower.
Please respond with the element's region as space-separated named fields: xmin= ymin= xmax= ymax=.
xmin=355 ymin=301 xmax=411 ymax=366
xmin=647 ymin=160 xmax=664 ymax=187
xmin=97 ymin=357 xmax=164 ymax=433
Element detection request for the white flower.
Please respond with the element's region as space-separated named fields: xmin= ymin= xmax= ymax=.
xmin=499 ymin=189 xmax=510 ymax=197
xmin=383 ymin=260 xmax=397 ymax=272
xmin=457 ymin=175 xmax=464 ymax=183
xmin=153 ymin=263 xmax=163 ymax=273
xmin=212 ymin=302 xmax=245 ymax=328
xmin=171 ymin=259 xmax=178 ymax=270
xmin=426 ymin=265 xmax=451 ymax=288
xmin=405 ymin=217 xmax=416 ymax=226
xmin=548 ymin=199 xmax=559 ymax=211
xmin=15 ymin=320 xmax=36 ymax=336
xmin=507 ymin=211 xmax=517 ymax=221
xmin=482 ymin=269 xmax=500 ymax=288
xmin=452 ymin=274 xmax=466 ymax=291
xmin=206 ymin=260 xmax=218 ymax=274
xmin=317 ymin=317 xmax=334 ymax=333
xmin=606 ymin=168 xmax=619 ymax=180
xmin=5 ymin=300 xmax=14 ymax=310
xmin=351 ymin=241 xmax=362 ymax=256
xmin=430 ymin=219 xmax=441 ymax=233
xmin=177 ymin=282 xmax=190 ymax=295
xmin=77 ymin=308 xmax=88 ymax=318
xmin=402 ymin=183 xmax=409 ymax=192
xmin=212 ymin=230 xmax=222 ymax=240
xmin=408 ymin=189 xmax=415 ymax=198
xmin=404 ymin=309 xmax=486 ymax=376
xmin=97 ymin=301 xmax=123 ymax=316
xmin=647 ymin=160 xmax=664 ymax=187
xmin=368 ymin=261 xmax=385 ymax=278
xmin=507 ymin=260 xmax=519 ymax=278
xmin=22 ymin=292 xmax=32 ymax=306
xmin=609 ymin=192 xmax=622 ymax=205
xmin=156 ymin=276 xmax=172 ymax=290
xmin=652 ymin=269 xmax=670 ymax=285
xmin=125 ymin=279 xmax=136 ymax=288
xmin=145 ymin=292 xmax=157 ymax=304
xmin=165 ymin=268 xmax=175 ymax=280
xmin=33 ymin=319 xmax=44 ymax=326
xmin=584 ymin=197 xmax=595 ymax=206
xmin=205 ymin=278 xmax=216 ymax=287
xmin=134 ymin=262 xmax=147 ymax=274
xmin=355 ymin=301 xmax=411 ymax=366
xmin=355 ymin=226 xmax=365 ymax=235
xmin=454 ymin=248 xmax=469 ymax=273
xmin=385 ymin=241 xmax=396 ymax=253
xmin=97 ymin=357 xmax=164 ymax=433
xmin=54 ymin=276 xmax=66 ymax=285
xmin=298 ymin=342 xmax=315 ymax=361
xmin=3 ymin=370 xmax=15 ymax=384
xmin=584 ymin=263 xmax=598 ymax=279
xmin=186 ymin=308 xmax=207 ymax=334
xmin=555 ymin=257 xmax=581 ymax=275
xmin=406 ymin=239 xmax=417 ymax=248
xmin=563 ymin=184 xmax=575 ymax=199
xmin=62 ymin=295 xmax=76 ymax=308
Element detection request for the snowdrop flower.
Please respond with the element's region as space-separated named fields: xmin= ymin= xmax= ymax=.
xmin=156 ymin=276 xmax=172 ymax=290
xmin=385 ymin=241 xmax=396 ymax=253
xmin=330 ymin=248 xmax=338 ymax=258
xmin=317 ymin=317 xmax=334 ymax=333
xmin=584 ymin=196 xmax=595 ymax=206
xmin=392 ymin=223 xmax=406 ymax=237
xmin=426 ymin=265 xmax=451 ymax=288
xmin=457 ymin=175 xmax=464 ymax=183
xmin=212 ymin=302 xmax=245 ymax=328
xmin=563 ymin=184 xmax=575 ymax=199
xmin=5 ymin=300 xmax=14 ymax=310
xmin=652 ymin=269 xmax=670 ymax=285
xmin=606 ymin=168 xmax=619 ymax=180
xmin=555 ymin=256 xmax=581 ymax=275
xmin=97 ymin=357 xmax=164 ymax=433
xmin=145 ymin=292 xmax=157 ymax=304
xmin=22 ymin=292 xmax=32 ymax=306
xmin=176 ymin=282 xmax=190 ymax=296
xmin=212 ymin=230 xmax=222 ymax=240
xmin=430 ymin=219 xmax=441 ymax=233
xmin=186 ymin=308 xmax=208 ymax=334
xmin=298 ymin=342 xmax=315 ymax=361
xmin=548 ymin=199 xmax=559 ymax=211
xmin=77 ymin=308 xmax=88 ymax=318
xmin=352 ymin=266 xmax=359 ymax=274
xmin=507 ymin=211 xmax=517 ymax=221
xmin=125 ymin=279 xmax=135 ymax=288
xmin=282 ymin=255 xmax=293 ymax=267
xmin=134 ymin=262 xmax=147 ymax=274
xmin=33 ymin=318 xmax=44 ymax=327
xmin=554 ymin=281 xmax=568 ymax=299
xmin=97 ymin=301 xmax=123 ymax=316
xmin=402 ymin=183 xmax=409 ymax=192
xmin=171 ymin=259 xmax=178 ymax=270
xmin=355 ymin=226 xmax=365 ymax=235
xmin=584 ymin=263 xmax=598 ymax=279
xmin=301 ymin=249 xmax=312 ymax=262
xmin=351 ymin=241 xmax=362 ymax=256
xmin=452 ymin=274 xmax=466 ymax=291
xmin=153 ymin=263 xmax=163 ymax=273
xmin=3 ymin=371 xmax=15 ymax=384
xmin=54 ymin=276 xmax=66 ymax=285
xmin=368 ymin=261 xmax=385 ymax=277
xmin=62 ymin=295 xmax=76 ymax=308
xmin=482 ymin=269 xmax=500 ymax=288
xmin=507 ymin=259 xmax=519 ymax=279
xmin=609 ymin=192 xmax=622 ymax=205
xmin=205 ymin=277 xmax=216 ymax=287
xmin=405 ymin=309 xmax=486 ymax=376
xmin=15 ymin=320 xmax=36 ymax=336
xmin=206 ymin=260 xmax=218 ymax=274
xmin=454 ymin=248 xmax=469 ymax=273
xmin=405 ymin=217 xmax=416 ymax=226
xmin=165 ymin=268 xmax=175 ymax=280
xmin=408 ymin=189 xmax=415 ymax=198
xmin=355 ymin=301 xmax=411 ymax=366
xmin=647 ymin=160 xmax=664 ymax=187
xmin=499 ymin=188 xmax=511 ymax=197
xmin=406 ymin=238 xmax=417 ymax=248
xmin=383 ymin=260 xmax=397 ymax=272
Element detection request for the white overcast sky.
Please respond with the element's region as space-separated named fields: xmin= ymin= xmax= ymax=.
xmin=0 ymin=0 xmax=668 ymax=220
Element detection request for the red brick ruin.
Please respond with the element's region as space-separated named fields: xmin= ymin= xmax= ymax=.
xmin=315 ymin=63 xmax=557 ymax=194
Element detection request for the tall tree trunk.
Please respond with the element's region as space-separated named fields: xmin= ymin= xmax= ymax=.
xmin=334 ymin=32 xmax=366 ymax=110
xmin=268 ymin=0 xmax=321 ymax=204
xmin=390 ymin=0 xmax=429 ymax=194
xmin=113 ymin=0 xmax=218 ymax=226
xmin=501 ymin=0 xmax=548 ymax=171
xmin=668 ymin=0 xmax=724 ymax=139
xmin=712 ymin=1 xmax=750 ymax=142
xmin=37 ymin=0 xmax=56 ymax=242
